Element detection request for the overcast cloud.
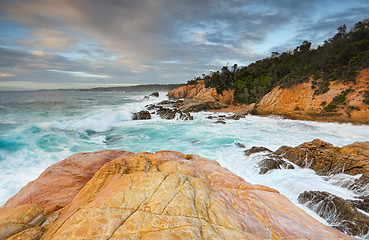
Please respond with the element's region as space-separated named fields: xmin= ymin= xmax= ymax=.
xmin=0 ymin=0 xmax=368 ymax=90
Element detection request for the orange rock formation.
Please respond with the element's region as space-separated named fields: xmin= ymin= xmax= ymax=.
xmin=168 ymin=69 xmax=369 ymax=124
xmin=256 ymin=69 xmax=369 ymax=124
xmin=168 ymin=80 xmax=234 ymax=105
xmin=1 ymin=150 xmax=353 ymax=239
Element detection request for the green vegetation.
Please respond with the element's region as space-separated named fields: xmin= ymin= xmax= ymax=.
xmin=364 ymin=91 xmax=369 ymax=104
xmin=189 ymin=19 xmax=369 ymax=104
xmin=324 ymin=89 xmax=351 ymax=112
xmin=324 ymin=104 xmax=337 ymax=112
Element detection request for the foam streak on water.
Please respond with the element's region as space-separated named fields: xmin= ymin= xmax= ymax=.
xmin=0 ymin=90 xmax=369 ymax=234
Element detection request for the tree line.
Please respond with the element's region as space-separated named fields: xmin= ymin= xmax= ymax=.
xmin=188 ymin=19 xmax=369 ymax=104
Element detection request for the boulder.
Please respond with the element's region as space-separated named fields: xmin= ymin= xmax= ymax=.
xmin=0 ymin=204 xmax=44 ymax=239
xmin=298 ymin=191 xmax=369 ymax=237
xmin=275 ymin=139 xmax=369 ymax=176
xmin=258 ymin=155 xmax=294 ymax=174
xmin=244 ymin=146 xmax=272 ymax=156
xmin=2 ymin=151 xmax=353 ymax=239
xmin=26 ymin=151 xmax=350 ymax=239
xmin=149 ymin=92 xmax=159 ymax=97
xmin=133 ymin=110 xmax=151 ymax=120
xmin=3 ymin=150 xmax=131 ymax=215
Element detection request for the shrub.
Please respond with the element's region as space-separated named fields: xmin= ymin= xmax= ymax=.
xmin=324 ymin=104 xmax=337 ymax=112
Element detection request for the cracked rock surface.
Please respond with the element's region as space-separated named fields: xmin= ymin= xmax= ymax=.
xmin=1 ymin=150 xmax=353 ymax=239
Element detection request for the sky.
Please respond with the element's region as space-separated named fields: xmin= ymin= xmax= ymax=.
xmin=0 ymin=0 xmax=368 ymax=91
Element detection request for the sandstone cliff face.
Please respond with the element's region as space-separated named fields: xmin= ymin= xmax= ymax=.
xmin=257 ymin=69 xmax=369 ymax=124
xmin=168 ymin=80 xmax=234 ymax=105
xmin=0 ymin=150 xmax=352 ymax=239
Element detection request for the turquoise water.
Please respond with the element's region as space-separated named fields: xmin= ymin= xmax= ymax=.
xmin=1 ymin=90 xmax=369 ymax=234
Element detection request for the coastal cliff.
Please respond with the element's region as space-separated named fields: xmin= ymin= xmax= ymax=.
xmin=256 ymin=69 xmax=369 ymax=124
xmin=0 ymin=150 xmax=352 ymax=239
xmin=168 ymin=68 xmax=369 ymax=124
xmin=168 ymin=80 xmax=234 ymax=105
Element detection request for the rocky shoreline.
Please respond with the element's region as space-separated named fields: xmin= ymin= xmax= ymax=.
xmin=0 ymin=147 xmax=359 ymax=239
xmin=166 ymin=69 xmax=369 ymax=125
xmin=244 ymin=139 xmax=369 ymax=237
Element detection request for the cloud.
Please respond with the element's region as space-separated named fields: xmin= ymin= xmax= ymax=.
xmin=0 ymin=0 xmax=368 ymax=90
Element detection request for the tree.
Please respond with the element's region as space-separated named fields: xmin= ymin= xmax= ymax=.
xmin=299 ymin=41 xmax=312 ymax=53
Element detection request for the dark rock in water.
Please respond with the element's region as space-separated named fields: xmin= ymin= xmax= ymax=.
xmin=350 ymin=174 xmax=369 ymax=195
xmin=133 ymin=110 xmax=151 ymax=120
xmin=214 ymin=120 xmax=226 ymax=124
xmin=235 ymin=143 xmax=245 ymax=148
xmin=158 ymin=100 xmax=180 ymax=105
xmin=244 ymin=146 xmax=272 ymax=156
xmin=155 ymin=106 xmax=192 ymax=120
xmin=227 ymin=114 xmax=240 ymax=120
xmin=207 ymin=116 xmax=213 ymax=119
xmin=145 ymin=102 xmax=193 ymax=120
xmin=348 ymin=196 xmax=369 ymax=213
xmin=143 ymin=96 xmax=149 ymax=99
xmin=149 ymin=92 xmax=159 ymax=97
xmin=298 ymin=191 xmax=369 ymax=237
xmin=157 ymin=107 xmax=176 ymax=120
xmin=258 ymin=155 xmax=294 ymax=174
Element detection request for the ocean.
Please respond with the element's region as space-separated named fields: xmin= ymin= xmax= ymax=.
xmin=1 ymin=90 xmax=369 ymax=232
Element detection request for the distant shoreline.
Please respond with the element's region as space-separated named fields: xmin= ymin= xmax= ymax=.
xmin=78 ymin=83 xmax=184 ymax=92
xmin=0 ymin=83 xmax=185 ymax=93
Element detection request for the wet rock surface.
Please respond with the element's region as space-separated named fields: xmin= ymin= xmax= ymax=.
xmin=149 ymin=92 xmax=159 ymax=97
xmin=258 ymin=155 xmax=294 ymax=174
xmin=146 ymin=102 xmax=193 ymax=120
xmin=244 ymin=146 xmax=272 ymax=156
xmin=275 ymin=139 xmax=369 ymax=176
xmin=298 ymin=191 xmax=369 ymax=237
xmin=245 ymin=139 xmax=369 ymax=238
xmin=133 ymin=110 xmax=151 ymax=120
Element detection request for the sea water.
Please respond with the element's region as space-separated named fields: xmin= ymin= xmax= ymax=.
xmin=1 ymin=90 xmax=369 ymax=234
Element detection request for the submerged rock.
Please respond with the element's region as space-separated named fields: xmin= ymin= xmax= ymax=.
xmin=133 ymin=110 xmax=151 ymax=120
xmin=298 ymin=191 xmax=369 ymax=237
xmin=0 ymin=150 xmax=351 ymax=239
